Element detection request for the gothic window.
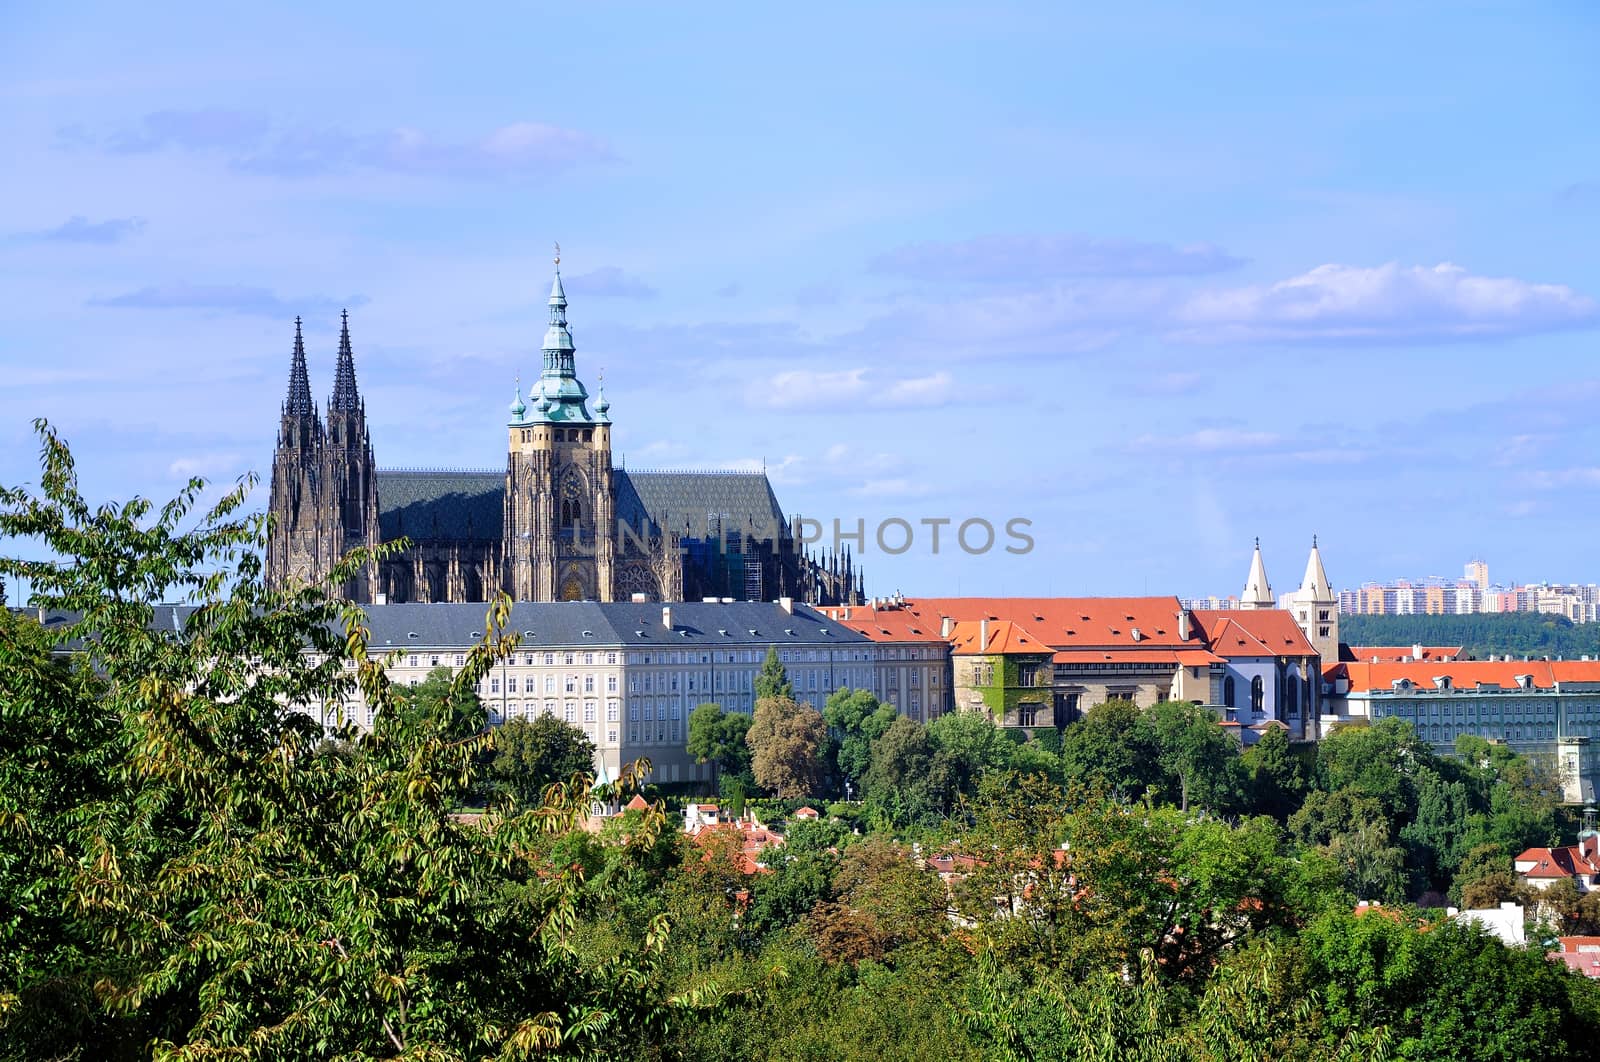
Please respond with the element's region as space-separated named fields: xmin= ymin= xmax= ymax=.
xmin=1224 ymin=676 xmax=1236 ymax=707
xmin=1285 ymin=679 xmax=1299 ymax=716
xmin=1251 ymin=676 xmax=1264 ymax=713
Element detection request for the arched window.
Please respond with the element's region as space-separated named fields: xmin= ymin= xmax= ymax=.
xmin=570 ymin=499 xmax=581 ymax=526
xmin=1223 ymin=676 xmax=1236 ymax=707
xmin=1284 ymin=677 xmax=1298 ymax=716
xmin=1251 ymin=676 xmax=1264 ymax=714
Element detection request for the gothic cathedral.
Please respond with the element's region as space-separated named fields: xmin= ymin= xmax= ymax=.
xmin=266 ymin=259 xmax=862 ymax=606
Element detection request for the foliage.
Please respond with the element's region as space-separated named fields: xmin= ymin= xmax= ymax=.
xmin=823 ymin=687 xmax=898 ymax=793
xmin=686 ymin=700 xmax=752 ymax=785
xmin=0 ymin=421 xmax=723 ymax=1059
xmin=754 ymin=645 xmax=795 ymax=701
xmin=747 ymin=695 xmax=827 ymax=798
xmin=484 ymin=712 xmax=597 ymax=808
xmin=1340 ymin=611 xmax=1600 ymax=661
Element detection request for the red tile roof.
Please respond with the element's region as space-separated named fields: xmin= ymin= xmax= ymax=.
xmin=1515 ymin=838 xmax=1600 ymax=880
xmin=1052 ymin=649 xmax=1183 ymax=666
xmin=624 ymin=794 xmax=651 ymax=811
xmin=1343 ymin=659 xmax=1600 ymax=693
xmin=1192 ymin=610 xmax=1317 ymax=659
xmin=897 ymin=597 xmax=1201 ymax=650
xmin=813 ymin=604 xmax=950 ymax=643
xmin=950 ymin=619 xmax=1052 ymax=656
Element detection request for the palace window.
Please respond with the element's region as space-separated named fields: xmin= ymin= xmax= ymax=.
xmin=1018 ymin=704 xmax=1039 ymax=727
xmin=584 ymin=675 xmax=595 ymax=693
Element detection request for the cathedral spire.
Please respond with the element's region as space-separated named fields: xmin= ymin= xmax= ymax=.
xmin=1240 ymin=537 xmax=1274 ymax=610
xmin=532 ymin=243 xmax=592 ymax=422
xmin=330 ymin=309 xmax=361 ymax=413
xmin=285 ymin=316 xmax=314 ymax=416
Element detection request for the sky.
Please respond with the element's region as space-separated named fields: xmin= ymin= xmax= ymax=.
xmin=3 ymin=2 xmax=1599 ymax=602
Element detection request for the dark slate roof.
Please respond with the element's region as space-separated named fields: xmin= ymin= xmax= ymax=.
xmin=360 ymin=601 xmax=866 ymax=650
xmin=615 ymin=470 xmax=788 ymax=541
xmin=377 ymin=471 xmax=503 ymax=542
xmin=373 ymin=468 xmax=789 ymax=545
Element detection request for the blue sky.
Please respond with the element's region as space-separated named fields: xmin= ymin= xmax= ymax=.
xmin=3 ymin=2 xmax=1599 ymax=600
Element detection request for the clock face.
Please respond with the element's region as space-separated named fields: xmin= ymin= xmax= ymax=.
xmin=563 ymin=476 xmax=582 ymax=501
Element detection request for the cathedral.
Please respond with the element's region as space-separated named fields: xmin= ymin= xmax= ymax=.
xmin=266 ymin=259 xmax=862 ymax=606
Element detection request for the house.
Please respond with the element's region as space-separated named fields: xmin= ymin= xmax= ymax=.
xmin=1515 ymin=833 xmax=1600 ymax=893
xmin=792 ymin=806 xmax=820 ymax=821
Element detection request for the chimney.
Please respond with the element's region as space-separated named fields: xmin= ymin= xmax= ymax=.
xmin=1177 ymin=610 xmax=1191 ymax=641
xmin=778 ymin=596 xmax=794 ymax=615
xmin=979 ymin=618 xmax=990 ymax=649
xmin=1412 ymin=643 xmax=1424 ymax=662
xmin=843 ymin=606 xmax=851 ymax=621
xmin=662 ymin=605 xmax=673 ymax=631
xmin=940 ymin=616 xmax=954 ymax=639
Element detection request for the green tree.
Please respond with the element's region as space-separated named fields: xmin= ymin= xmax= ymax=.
xmin=1315 ymin=717 xmax=1429 ymax=825
xmin=863 ymin=715 xmax=951 ymax=826
xmin=755 ymin=645 xmax=795 ymax=700
xmin=1058 ymin=699 xmax=1161 ymax=800
xmin=392 ymin=663 xmax=486 ymax=739
xmin=926 ymin=709 xmax=1015 ymax=797
xmin=486 ymin=712 xmax=597 ymax=807
xmin=1141 ymin=699 xmax=1242 ymax=812
xmin=1240 ymin=725 xmax=1307 ymax=821
xmin=1399 ymin=766 xmax=1473 ymax=894
xmin=748 ymin=694 xmax=826 ymax=798
xmin=0 ymin=421 xmax=722 ymax=1058
xmin=687 ymin=701 xmax=753 ymax=787
xmin=824 ymin=687 xmax=898 ymax=793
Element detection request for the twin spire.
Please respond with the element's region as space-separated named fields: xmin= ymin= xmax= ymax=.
xmin=1240 ymin=536 xmax=1335 ymax=609
xmin=281 ymin=310 xmax=363 ymax=420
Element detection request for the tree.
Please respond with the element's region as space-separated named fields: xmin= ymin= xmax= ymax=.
xmin=927 ymin=710 xmax=1014 ymax=797
xmin=392 ymin=664 xmax=487 ymax=739
xmin=687 ymin=701 xmax=752 ymax=787
xmin=807 ymin=837 xmax=948 ymax=964
xmin=823 ymin=687 xmax=898 ymax=793
xmin=487 ymin=713 xmax=597 ymax=807
xmin=754 ymin=645 xmax=795 ymax=701
xmin=1141 ymin=699 xmax=1241 ymax=812
xmin=1315 ymin=717 xmax=1429 ymax=826
xmin=1240 ymin=724 xmax=1307 ymax=820
xmin=0 ymin=421 xmax=722 ymax=1058
xmin=863 ymin=716 xmax=951 ymax=826
xmin=1400 ymin=766 xmax=1473 ymax=893
xmin=1058 ymin=699 xmax=1160 ymax=800
xmin=748 ymin=695 xmax=826 ymax=798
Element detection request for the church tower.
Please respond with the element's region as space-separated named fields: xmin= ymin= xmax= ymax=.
xmin=504 ymin=250 xmax=617 ymax=601
xmin=266 ymin=318 xmax=325 ymax=588
xmin=319 ymin=310 xmax=379 ymax=599
xmin=1239 ymin=537 xmax=1274 ymax=609
xmin=1286 ymin=536 xmax=1339 ymax=665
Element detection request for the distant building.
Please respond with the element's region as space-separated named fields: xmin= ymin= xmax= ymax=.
xmin=1452 ymin=901 xmax=1526 ymax=947
xmin=1515 ymin=833 xmax=1600 ymax=893
xmin=1324 ymin=658 xmax=1600 ymax=800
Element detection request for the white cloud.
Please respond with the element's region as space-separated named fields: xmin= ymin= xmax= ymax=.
xmin=1173 ymin=262 xmax=1597 ymax=342
xmin=755 ymin=368 xmax=956 ymax=410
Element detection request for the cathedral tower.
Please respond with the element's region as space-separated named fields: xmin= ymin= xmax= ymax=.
xmin=266 ymin=318 xmax=325 ymax=587
xmin=319 ymin=310 xmax=379 ymax=598
xmin=503 ymin=252 xmax=617 ymax=601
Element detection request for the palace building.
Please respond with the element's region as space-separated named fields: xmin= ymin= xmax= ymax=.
xmin=265 ymin=257 xmax=861 ymax=605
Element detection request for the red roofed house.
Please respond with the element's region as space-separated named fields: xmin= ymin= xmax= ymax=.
xmin=1516 ymin=833 xmax=1600 ymax=893
xmin=1191 ymin=608 xmax=1321 ymax=740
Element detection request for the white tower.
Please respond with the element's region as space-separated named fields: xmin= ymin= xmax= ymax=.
xmin=1286 ymin=535 xmax=1339 ymax=665
xmin=1240 ymin=538 xmax=1274 ymax=610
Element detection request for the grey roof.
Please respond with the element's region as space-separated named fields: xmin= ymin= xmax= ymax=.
xmin=360 ymin=600 xmax=867 ymax=650
xmin=377 ymin=471 xmax=503 ymax=542
xmin=615 ymin=470 xmax=788 ymax=540
xmin=372 ymin=468 xmax=789 ymax=545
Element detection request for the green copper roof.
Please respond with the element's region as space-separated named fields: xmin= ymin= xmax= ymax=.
xmin=512 ymin=261 xmax=595 ymax=425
